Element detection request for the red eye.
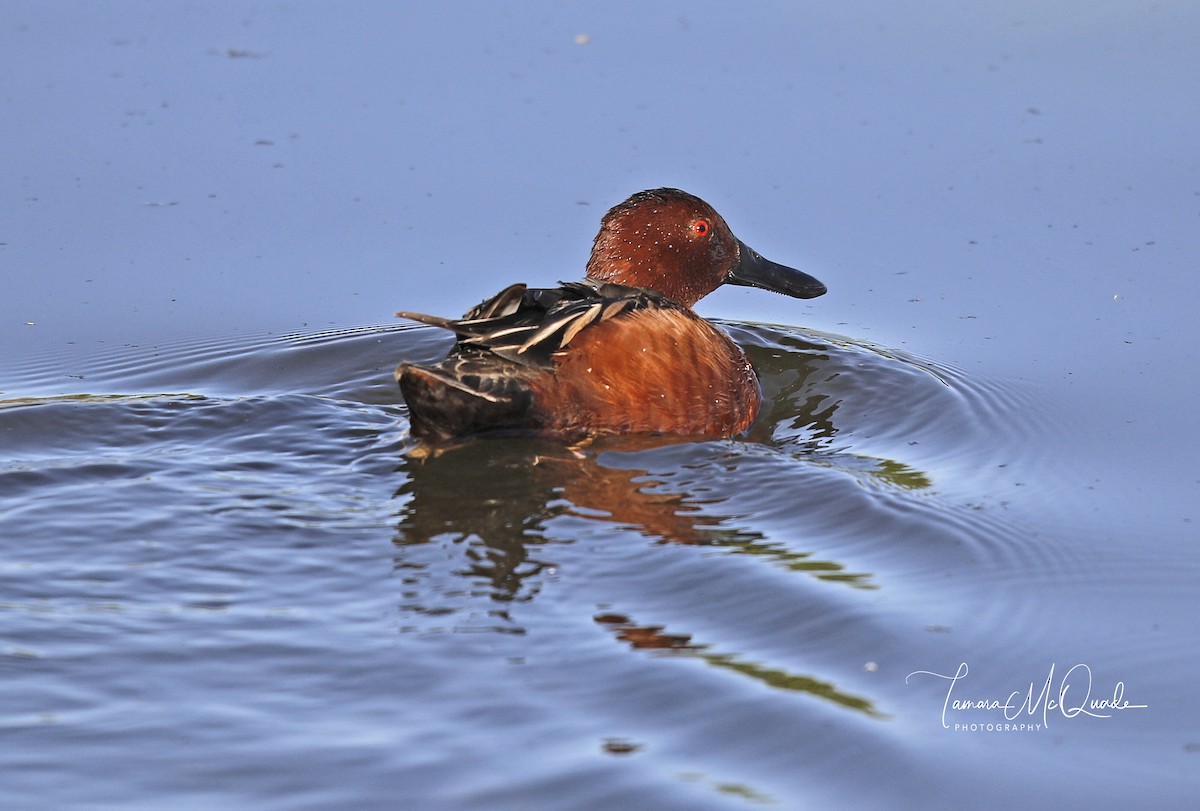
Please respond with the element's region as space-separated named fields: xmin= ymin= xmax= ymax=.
xmin=692 ymin=219 xmax=710 ymax=237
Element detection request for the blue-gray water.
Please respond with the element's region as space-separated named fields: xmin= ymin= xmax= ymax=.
xmin=3 ymin=3 xmax=1198 ymax=809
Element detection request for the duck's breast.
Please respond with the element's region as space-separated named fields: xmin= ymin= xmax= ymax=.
xmin=530 ymin=308 xmax=761 ymax=436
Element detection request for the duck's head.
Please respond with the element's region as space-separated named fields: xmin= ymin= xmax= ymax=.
xmin=584 ymin=188 xmax=827 ymax=308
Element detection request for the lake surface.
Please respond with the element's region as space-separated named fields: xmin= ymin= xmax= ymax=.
xmin=3 ymin=3 xmax=1198 ymax=809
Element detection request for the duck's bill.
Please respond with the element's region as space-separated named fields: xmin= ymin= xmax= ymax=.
xmin=729 ymin=240 xmax=827 ymax=299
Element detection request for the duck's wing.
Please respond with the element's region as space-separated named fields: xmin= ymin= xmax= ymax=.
xmin=397 ymin=280 xmax=679 ymax=367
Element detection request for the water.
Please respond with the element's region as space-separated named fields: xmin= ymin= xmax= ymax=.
xmin=3 ymin=2 xmax=1199 ymax=809
xmin=2 ymin=319 xmax=1188 ymax=809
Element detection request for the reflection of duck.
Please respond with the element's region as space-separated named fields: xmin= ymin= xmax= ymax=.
xmin=396 ymin=188 xmax=826 ymax=446
xmin=391 ymin=440 xmax=565 ymax=605
xmin=391 ymin=437 xmax=878 ymax=605
xmin=391 ymin=439 xmax=759 ymax=605
xmin=594 ymin=612 xmax=886 ymax=718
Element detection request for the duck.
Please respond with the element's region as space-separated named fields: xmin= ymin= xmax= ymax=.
xmin=396 ymin=188 xmax=826 ymax=444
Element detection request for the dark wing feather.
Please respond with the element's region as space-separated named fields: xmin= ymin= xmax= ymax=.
xmin=397 ymin=279 xmax=679 ymax=367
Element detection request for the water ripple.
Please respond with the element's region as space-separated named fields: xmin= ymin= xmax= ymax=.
xmin=0 ymin=318 xmax=1112 ymax=811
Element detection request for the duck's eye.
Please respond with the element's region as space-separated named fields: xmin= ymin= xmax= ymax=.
xmin=691 ymin=219 xmax=710 ymax=237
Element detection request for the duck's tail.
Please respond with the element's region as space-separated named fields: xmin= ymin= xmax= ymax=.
xmin=396 ymin=360 xmax=537 ymax=443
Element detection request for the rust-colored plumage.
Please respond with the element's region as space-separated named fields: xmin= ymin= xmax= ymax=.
xmin=528 ymin=307 xmax=761 ymax=437
xmin=396 ymin=188 xmax=826 ymax=445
